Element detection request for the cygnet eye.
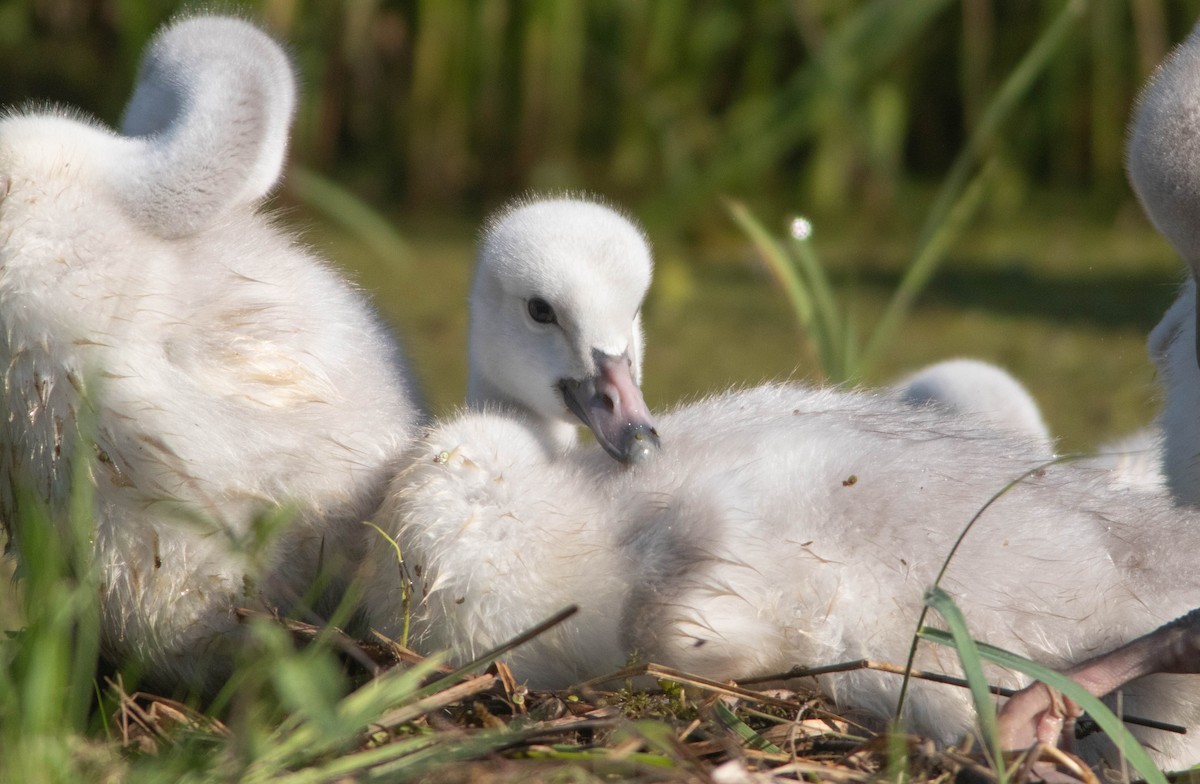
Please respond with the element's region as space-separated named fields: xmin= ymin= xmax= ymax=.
xmin=527 ymin=297 xmax=557 ymax=325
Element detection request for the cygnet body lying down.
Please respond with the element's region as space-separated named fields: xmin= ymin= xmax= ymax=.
xmin=363 ymin=201 xmax=1200 ymax=771
xmin=0 ymin=15 xmax=419 ymax=692
xmin=377 ymin=377 xmax=1200 ymax=768
xmin=617 ymin=388 xmax=1199 ymax=770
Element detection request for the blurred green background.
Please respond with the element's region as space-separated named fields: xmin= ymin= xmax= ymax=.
xmin=1 ymin=0 xmax=1195 ymax=450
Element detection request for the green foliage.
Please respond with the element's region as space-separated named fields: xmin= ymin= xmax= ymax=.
xmin=730 ymin=0 xmax=1087 ymax=383
xmin=362 ymin=520 xmax=413 ymax=649
xmin=0 ymin=498 xmax=101 ymax=783
xmin=0 ymin=484 xmax=508 ymax=784
xmin=3 ymin=0 xmax=1200 ymax=227
xmin=286 ymin=167 xmax=413 ymax=273
xmin=0 ymin=407 xmax=102 ymax=784
xmin=727 ymin=202 xmax=855 ymax=381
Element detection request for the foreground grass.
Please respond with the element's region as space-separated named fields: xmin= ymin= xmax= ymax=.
xmin=0 ymin=557 xmax=1176 ymax=784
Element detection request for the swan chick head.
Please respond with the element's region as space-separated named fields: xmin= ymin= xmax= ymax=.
xmin=469 ymin=196 xmax=658 ymax=463
xmin=1129 ymin=19 xmax=1200 ymax=366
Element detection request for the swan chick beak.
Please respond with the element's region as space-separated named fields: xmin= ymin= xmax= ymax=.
xmin=559 ymin=351 xmax=660 ymax=464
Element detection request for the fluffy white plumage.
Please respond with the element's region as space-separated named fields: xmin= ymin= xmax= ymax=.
xmin=889 ymin=357 xmax=1166 ymax=489
xmin=369 ymin=410 xmax=635 ymax=686
xmin=0 ymin=15 xmax=420 ymax=691
xmin=373 ymin=383 xmax=1200 ymax=768
xmin=892 ymin=358 xmax=1053 ymax=450
xmin=1084 ymin=426 xmax=1166 ymax=491
xmin=362 ymin=200 xmax=1200 ymax=770
xmin=1139 ymin=270 xmax=1200 ymax=502
xmin=616 ymin=388 xmax=1197 ymax=762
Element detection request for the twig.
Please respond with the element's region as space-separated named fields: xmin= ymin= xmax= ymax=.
xmin=234 ymin=607 xmax=381 ymax=674
xmin=369 ymin=629 xmax=457 ymax=674
xmin=739 ymin=657 xmax=1184 ymax=735
xmin=575 ymin=661 xmax=808 ymax=712
xmin=415 ymin=605 xmax=580 ymax=696
xmin=372 ymin=674 xmax=499 ymax=730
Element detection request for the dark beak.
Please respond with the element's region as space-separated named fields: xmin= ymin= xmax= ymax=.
xmin=559 ymin=351 xmax=660 ymax=464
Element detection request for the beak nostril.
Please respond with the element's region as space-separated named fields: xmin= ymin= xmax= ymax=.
xmin=601 ymin=393 xmax=616 ymax=413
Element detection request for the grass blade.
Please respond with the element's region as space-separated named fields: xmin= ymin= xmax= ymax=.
xmin=924 ymin=586 xmax=1008 ymax=782
xmin=861 ymin=0 xmax=1087 ymax=370
xmin=786 ymin=217 xmax=845 ymax=379
xmin=712 ymin=699 xmax=782 ymax=753
xmin=726 ymin=198 xmax=814 ymax=326
xmin=727 ymin=200 xmax=849 ymax=380
xmin=287 ymin=166 xmax=413 ymax=272
xmin=895 ymin=456 xmax=1075 ymax=723
xmin=363 ymin=520 xmax=413 ymax=649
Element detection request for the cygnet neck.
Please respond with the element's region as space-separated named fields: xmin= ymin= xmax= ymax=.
xmin=467 ymin=374 xmax=579 ymax=456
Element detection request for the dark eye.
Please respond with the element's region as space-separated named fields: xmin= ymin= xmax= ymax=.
xmin=527 ymin=297 xmax=557 ymax=325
